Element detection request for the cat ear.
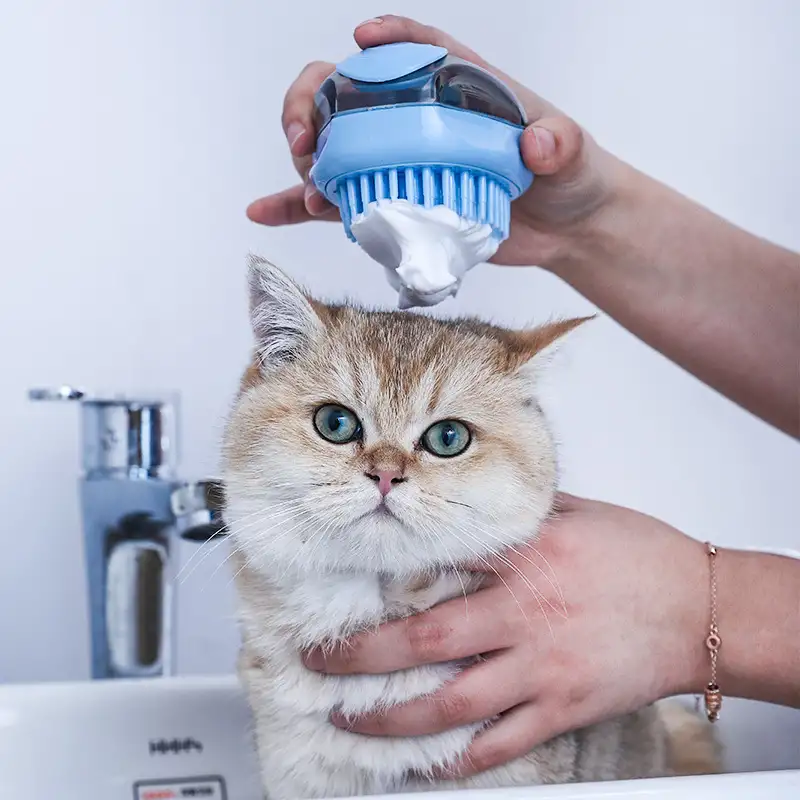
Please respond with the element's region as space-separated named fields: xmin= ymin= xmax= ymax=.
xmin=505 ymin=315 xmax=595 ymax=378
xmin=247 ymin=255 xmax=323 ymax=369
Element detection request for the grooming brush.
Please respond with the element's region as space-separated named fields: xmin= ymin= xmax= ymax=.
xmin=309 ymin=42 xmax=533 ymax=249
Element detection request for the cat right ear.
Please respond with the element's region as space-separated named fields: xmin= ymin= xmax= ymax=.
xmin=247 ymin=255 xmax=323 ymax=369
xmin=504 ymin=315 xmax=596 ymax=380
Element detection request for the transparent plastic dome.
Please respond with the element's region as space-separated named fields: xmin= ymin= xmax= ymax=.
xmin=313 ymin=54 xmax=528 ymax=134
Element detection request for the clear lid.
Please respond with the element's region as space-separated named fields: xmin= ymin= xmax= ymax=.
xmin=314 ymin=55 xmax=527 ymax=134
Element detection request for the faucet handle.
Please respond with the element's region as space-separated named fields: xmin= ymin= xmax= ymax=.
xmin=28 ymin=385 xmax=179 ymax=478
xmin=28 ymin=386 xmax=86 ymax=401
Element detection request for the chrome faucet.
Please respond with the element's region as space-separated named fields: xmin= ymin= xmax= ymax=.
xmin=29 ymin=386 xmax=226 ymax=680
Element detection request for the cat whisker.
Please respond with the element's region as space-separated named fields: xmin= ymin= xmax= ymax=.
xmin=458 ymin=522 xmax=567 ymax=618
xmin=175 ymin=500 xmax=283 ymax=582
xmin=412 ymin=517 xmax=471 ymax=619
xmin=207 ymin=537 xmax=245 ymax=582
xmin=442 ymin=498 xmax=475 ymax=510
xmin=432 ymin=493 xmax=567 ymax=613
xmin=452 ymin=517 xmax=563 ymax=614
xmin=189 ymin=504 xmax=309 ymax=588
xmin=273 ymin=514 xmax=335 ymax=582
xmin=288 ymin=513 xmax=340 ymax=577
xmin=179 ymin=527 xmax=248 ymax=587
xmin=222 ymin=509 xmax=320 ymax=592
xmin=521 ymin=541 xmax=567 ymax=606
xmin=449 ymin=522 xmax=558 ymax=640
xmin=176 ymin=526 xmax=232 ymax=582
xmin=444 ymin=528 xmax=533 ymax=636
xmin=196 ymin=541 xmax=245 ymax=595
xmin=223 ymin=550 xmax=253 ymax=592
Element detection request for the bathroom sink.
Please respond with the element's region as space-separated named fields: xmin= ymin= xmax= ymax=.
xmin=0 ymin=675 xmax=263 ymax=799
xmin=0 ymin=676 xmax=798 ymax=799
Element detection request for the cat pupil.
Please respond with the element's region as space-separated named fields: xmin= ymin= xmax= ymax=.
xmin=441 ymin=426 xmax=456 ymax=446
xmin=328 ymin=411 xmax=344 ymax=431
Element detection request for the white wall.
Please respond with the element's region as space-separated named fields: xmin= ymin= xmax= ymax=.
xmin=0 ymin=0 xmax=797 ymax=770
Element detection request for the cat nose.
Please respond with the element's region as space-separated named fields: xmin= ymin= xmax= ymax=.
xmin=365 ymin=469 xmax=406 ymax=497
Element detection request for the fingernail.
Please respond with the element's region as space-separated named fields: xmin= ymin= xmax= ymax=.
xmin=329 ymin=711 xmax=349 ymax=728
xmin=286 ymin=122 xmax=305 ymax=154
xmin=304 ymin=182 xmax=323 ymax=213
xmin=532 ymin=126 xmax=556 ymax=161
xmin=302 ymin=648 xmax=325 ymax=671
xmin=356 ymin=17 xmax=384 ymax=28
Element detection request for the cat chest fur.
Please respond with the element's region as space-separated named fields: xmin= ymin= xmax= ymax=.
xmin=234 ymin=563 xmax=490 ymax=795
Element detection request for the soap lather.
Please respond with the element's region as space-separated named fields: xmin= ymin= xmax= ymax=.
xmin=309 ymin=42 xmax=533 ymax=308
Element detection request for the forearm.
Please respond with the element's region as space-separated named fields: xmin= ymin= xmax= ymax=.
xmin=550 ymin=157 xmax=800 ymax=437
xmin=715 ymin=549 xmax=800 ymax=707
xmin=679 ymin=548 xmax=800 ymax=708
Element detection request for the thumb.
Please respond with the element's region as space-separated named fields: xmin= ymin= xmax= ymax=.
xmin=520 ymin=116 xmax=584 ymax=177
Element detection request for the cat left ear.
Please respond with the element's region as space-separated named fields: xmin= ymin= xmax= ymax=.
xmin=505 ymin=315 xmax=595 ymax=377
xmin=247 ymin=255 xmax=323 ymax=369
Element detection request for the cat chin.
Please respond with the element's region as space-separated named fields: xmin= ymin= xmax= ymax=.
xmin=235 ymin=518 xmax=535 ymax=583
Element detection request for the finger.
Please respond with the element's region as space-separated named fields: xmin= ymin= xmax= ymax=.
xmin=292 ymin=153 xmax=314 ymax=185
xmin=281 ymin=60 xmax=334 ymax=159
xmin=303 ymin=182 xmax=337 ymax=217
xmin=303 ymin=586 xmax=518 ymax=674
xmin=330 ymin=652 xmax=528 ymax=737
xmin=353 ymin=16 xmax=556 ymax=121
xmin=354 ymin=16 xmax=489 ymax=72
xmin=519 ymin=116 xmax=584 ymax=177
xmin=520 ymin=116 xmax=583 ymax=175
xmin=435 ymin=702 xmax=553 ymax=777
xmin=246 ymin=185 xmax=338 ymax=227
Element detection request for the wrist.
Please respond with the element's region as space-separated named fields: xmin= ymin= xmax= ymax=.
xmin=541 ymin=147 xmax=636 ymax=275
xmin=660 ymin=534 xmax=711 ymax=699
xmin=544 ymin=154 xmax=660 ymax=278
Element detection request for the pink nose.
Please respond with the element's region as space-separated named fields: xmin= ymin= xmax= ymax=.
xmin=365 ymin=469 xmax=406 ymax=497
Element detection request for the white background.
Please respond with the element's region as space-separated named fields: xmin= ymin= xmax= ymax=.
xmin=0 ymin=0 xmax=797 ymax=770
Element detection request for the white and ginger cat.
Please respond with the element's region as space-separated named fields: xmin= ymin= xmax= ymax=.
xmin=222 ymin=257 xmax=719 ymax=798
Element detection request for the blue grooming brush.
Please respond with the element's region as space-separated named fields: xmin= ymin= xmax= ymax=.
xmin=309 ymin=42 xmax=533 ymax=250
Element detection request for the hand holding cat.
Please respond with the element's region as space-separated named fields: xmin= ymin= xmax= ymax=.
xmin=247 ymin=14 xmax=617 ymax=271
xmin=303 ymin=494 xmax=708 ymax=776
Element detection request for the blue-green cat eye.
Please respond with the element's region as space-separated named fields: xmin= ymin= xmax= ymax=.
xmin=313 ymin=404 xmax=362 ymax=444
xmin=422 ymin=419 xmax=471 ymax=458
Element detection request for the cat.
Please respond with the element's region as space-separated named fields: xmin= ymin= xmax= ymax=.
xmin=221 ymin=256 xmax=720 ymax=798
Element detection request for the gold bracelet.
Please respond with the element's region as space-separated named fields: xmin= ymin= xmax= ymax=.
xmin=703 ymin=542 xmax=723 ymax=722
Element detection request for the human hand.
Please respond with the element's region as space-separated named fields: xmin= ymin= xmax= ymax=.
xmin=302 ymin=494 xmax=708 ymax=777
xmin=247 ymin=15 xmax=621 ymax=270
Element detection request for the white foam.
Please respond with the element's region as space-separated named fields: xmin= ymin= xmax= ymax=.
xmin=350 ymin=199 xmax=499 ymax=309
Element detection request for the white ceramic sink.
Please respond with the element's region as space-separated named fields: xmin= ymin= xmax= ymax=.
xmin=0 ymin=676 xmax=797 ymax=799
xmin=0 ymin=676 xmax=263 ymax=799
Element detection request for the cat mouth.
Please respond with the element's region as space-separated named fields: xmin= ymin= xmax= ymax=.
xmin=371 ymin=502 xmax=397 ymax=519
xmin=355 ymin=502 xmax=400 ymax=523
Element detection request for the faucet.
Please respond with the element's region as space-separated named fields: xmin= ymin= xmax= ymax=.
xmin=29 ymin=386 xmax=226 ymax=680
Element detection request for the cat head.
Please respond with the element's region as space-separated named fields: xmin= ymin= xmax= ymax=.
xmin=222 ymin=257 xmax=590 ymax=577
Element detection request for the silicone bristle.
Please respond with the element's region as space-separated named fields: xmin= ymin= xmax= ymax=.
xmin=337 ymin=165 xmax=511 ymax=242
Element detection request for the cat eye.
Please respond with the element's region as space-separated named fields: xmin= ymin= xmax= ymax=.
xmin=421 ymin=419 xmax=471 ymax=458
xmin=313 ymin=404 xmax=362 ymax=444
